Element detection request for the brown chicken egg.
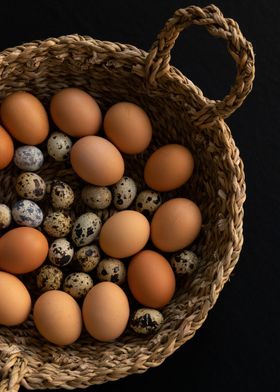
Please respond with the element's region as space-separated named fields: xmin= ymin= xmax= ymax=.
xmin=50 ymin=88 xmax=102 ymax=137
xmin=1 ymin=91 xmax=49 ymax=145
xmin=71 ymin=136 xmax=125 ymax=185
xmin=0 ymin=126 xmax=14 ymax=169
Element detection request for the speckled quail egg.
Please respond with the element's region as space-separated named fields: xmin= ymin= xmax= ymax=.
xmin=135 ymin=190 xmax=162 ymax=218
xmin=170 ymin=250 xmax=199 ymax=275
xmin=75 ymin=244 xmax=101 ymax=272
xmin=47 ymin=132 xmax=72 ymax=161
xmin=112 ymin=176 xmax=137 ymax=210
xmin=63 ymin=272 xmax=93 ymax=299
xmin=43 ymin=211 xmax=72 ymax=237
xmin=49 ymin=238 xmax=74 ymax=267
xmin=37 ymin=265 xmax=63 ymax=292
xmin=81 ymin=185 xmax=112 ymax=209
xmin=12 ymin=199 xmax=43 ymax=227
xmin=15 ymin=172 xmax=46 ymax=201
xmin=72 ymin=212 xmax=102 ymax=247
xmin=14 ymin=145 xmax=44 ymax=171
xmin=92 ymin=207 xmax=118 ymax=223
xmin=50 ymin=180 xmax=74 ymax=209
xmin=130 ymin=308 xmax=164 ymax=335
xmin=0 ymin=204 xmax=12 ymax=229
xmin=97 ymin=258 xmax=126 ymax=285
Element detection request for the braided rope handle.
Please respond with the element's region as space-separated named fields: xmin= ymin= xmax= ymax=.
xmin=0 ymin=346 xmax=27 ymax=392
xmin=145 ymin=4 xmax=255 ymax=120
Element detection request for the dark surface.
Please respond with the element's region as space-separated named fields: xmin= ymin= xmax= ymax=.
xmin=0 ymin=1 xmax=279 ymax=391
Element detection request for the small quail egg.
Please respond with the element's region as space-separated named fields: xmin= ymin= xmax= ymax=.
xmin=47 ymin=132 xmax=72 ymax=161
xmin=170 ymin=250 xmax=199 ymax=275
xmin=16 ymin=172 xmax=46 ymax=201
xmin=63 ymin=272 xmax=93 ymax=299
xmin=43 ymin=211 xmax=72 ymax=237
xmin=37 ymin=265 xmax=63 ymax=292
xmin=75 ymin=245 xmax=101 ymax=272
xmin=81 ymin=185 xmax=112 ymax=209
xmin=97 ymin=258 xmax=126 ymax=285
xmin=12 ymin=199 xmax=43 ymax=227
xmin=135 ymin=190 xmax=162 ymax=218
xmin=130 ymin=308 xmax=164 ymax=334
xmin=0 ymin=204 xmax=12 ymax=229
xmin=14 ymin=145 xmax=44 ymax=171
xmin=50 ymin=180 xmax=74 ymax=209
xmin=112 ymin=176 xmax=137 ymax=210
xmin=49 ymin=238 xmax=74 ymax=267
xmin=92 ymin=207 xmax=118 ymax=223
xmin=72 ymin=212 xmax=102 ymax=247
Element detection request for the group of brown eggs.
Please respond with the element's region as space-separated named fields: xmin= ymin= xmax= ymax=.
xmin=0 ymin=88 xmax=201 ymax=345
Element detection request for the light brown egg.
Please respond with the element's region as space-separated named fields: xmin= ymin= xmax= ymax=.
xmin=104 ymin=102 xmax=152 ymax=154
xmin=1 ymin=91 xmax=49 ymax=145
xmin=128 ymin=250 xmax=175 ymax=308
xmin=50 ymin=88 xmax=102 ymax=137
xmin=0 ymin=126 xmax=14 ymax=169
xmin=82 ymin=282 xmax=130 ymax=341
xmin=33 ymin=290 xmax=82 ymax=345
xmin=144 ymin=144 xmax=194 ymax=191
xmin=99 ymin=210 xmax=150 ymax=258
xmin=71 ymin=136 xmax=125 ymax=186
xmin=151 ymin=198 xmax=202 ymax=252
xmin=0 ymin=271 xmax=31 ymax=326
xmin=0 ymin=227 xmax=49 ymax=274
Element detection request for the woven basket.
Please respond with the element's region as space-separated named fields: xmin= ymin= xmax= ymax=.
xmin=0 ymin=4 xmax=254 ymax=391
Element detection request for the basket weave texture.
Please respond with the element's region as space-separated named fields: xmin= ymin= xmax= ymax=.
xmin=0 ymin=4 xmax=255 ymax=391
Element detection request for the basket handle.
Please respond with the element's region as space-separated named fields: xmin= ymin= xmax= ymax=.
xmin=145 ymin=4 xmax=255 ymax=121
xmin=0 ymin=348 xmax=27 ymax=392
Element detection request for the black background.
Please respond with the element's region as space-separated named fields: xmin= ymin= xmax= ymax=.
xmin=0 ymin=1 xmax=279 ymax=391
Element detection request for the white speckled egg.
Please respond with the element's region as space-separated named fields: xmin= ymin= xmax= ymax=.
xmin=16 ymin=172 xmax=46 ymax=201
xmin=72 ymin=212 xmax=102 ymax=247
xmin=63 ymin=272 xmax=93 ymax=299
xmin=43 ymin=211 xmax=72 ymax=237
xmin=97 ymin=258 xmax=126 ymax=285
xmin=170 ymin=250 xmax=199 ymax=275
xmin=47 ymin=132 xmax=72 ymax=161
xmin=49 ymin=238 xmax=74 ymax=267
xmin=12 ymin=199 xmax=43 ymax=227
xmin=0 ymin=204 xmax=12 ymax=230
xmin=81 ymin=185 xmax=112 ymax=209
xmin=75 ymin=245 xmax=101 ymax=272
xmin=130 ymin=308 xmax=164 ymax=334
xmin=37 ymin=265 xmax=63 ymax=292
xmin=135 ymin=190 xmax=162 ymax=218
xmin=112 ymin=176 xmax=137 ymax=210
xmin=14 ymin=145 xmax=44 ymax=171
xmin=50 ymin=180 xmax=74 ymax=209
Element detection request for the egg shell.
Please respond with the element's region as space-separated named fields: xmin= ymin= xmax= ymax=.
xmin=16 ymin=172 xmax=46 ymax=201
xmin=0 ymin=204 xmax=12 ymax=230
xmin=97 ymin=258 xmax=126 ymax=285
xmin=0 ymin=271 xmax=31 ymax=326
xmin=81 ymin=185 xmax=112 ymax=210
xmin=75 ymin=245 xmax=101 ymax=272
xmin=72 ymin=212 xmax=102 ymax=247
xmin=144 ymin=144 xmax=194 ymax=191
xmin=128 ymin=250 xmax=176 ymax=308
xmin=14 ymin=145 xmax=44 ymax=171
xmin=50 ymin=88 xmax=102 ymax=137
xmin=112 ymin=176 xmax=137 ymax=210
xmin=151 ymin=198 xmax=202 ymax=252
xmin=130 ymin=308 xmax=164 ymax=334
xmin=12 ymin=199 xmax=43 ymax=227
xmin=47 ymin=132 xmax=72 ymax=161
xmin=135 ymin=190 xmax=162 ymax=218
xmin=37 ymin=265 xmax=63 ymax=292
xmin=50 ymin=181 xmax=74 ymax=209
xmin=0 ymin=227 xmax=48 ymax=274
xmin=82 ymin=282 xmax=130 ymax=341
xmin=33 ymin=290 xmax=82 ymax=345
xmin=43 ymin=212 xmax=72 ymax=238
xmin=70 ymin=136 xmax=125 ymax=186
xmin=0 ymin=126 xmax=14 ymax=169
xmin=104 ymin=102 xmax=152 ymax=154
xmin=99 ymin=210 xmax=150 ymax=258
xmin=63 ymin=272 xmax=94 ymax=299
xmin=1 ymin=91 xmax=49 ymax=145
xmin=170 ymin=250 xmax=199 ymax=275
xmin=49 ymin=238 xmax=74 ymax=267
